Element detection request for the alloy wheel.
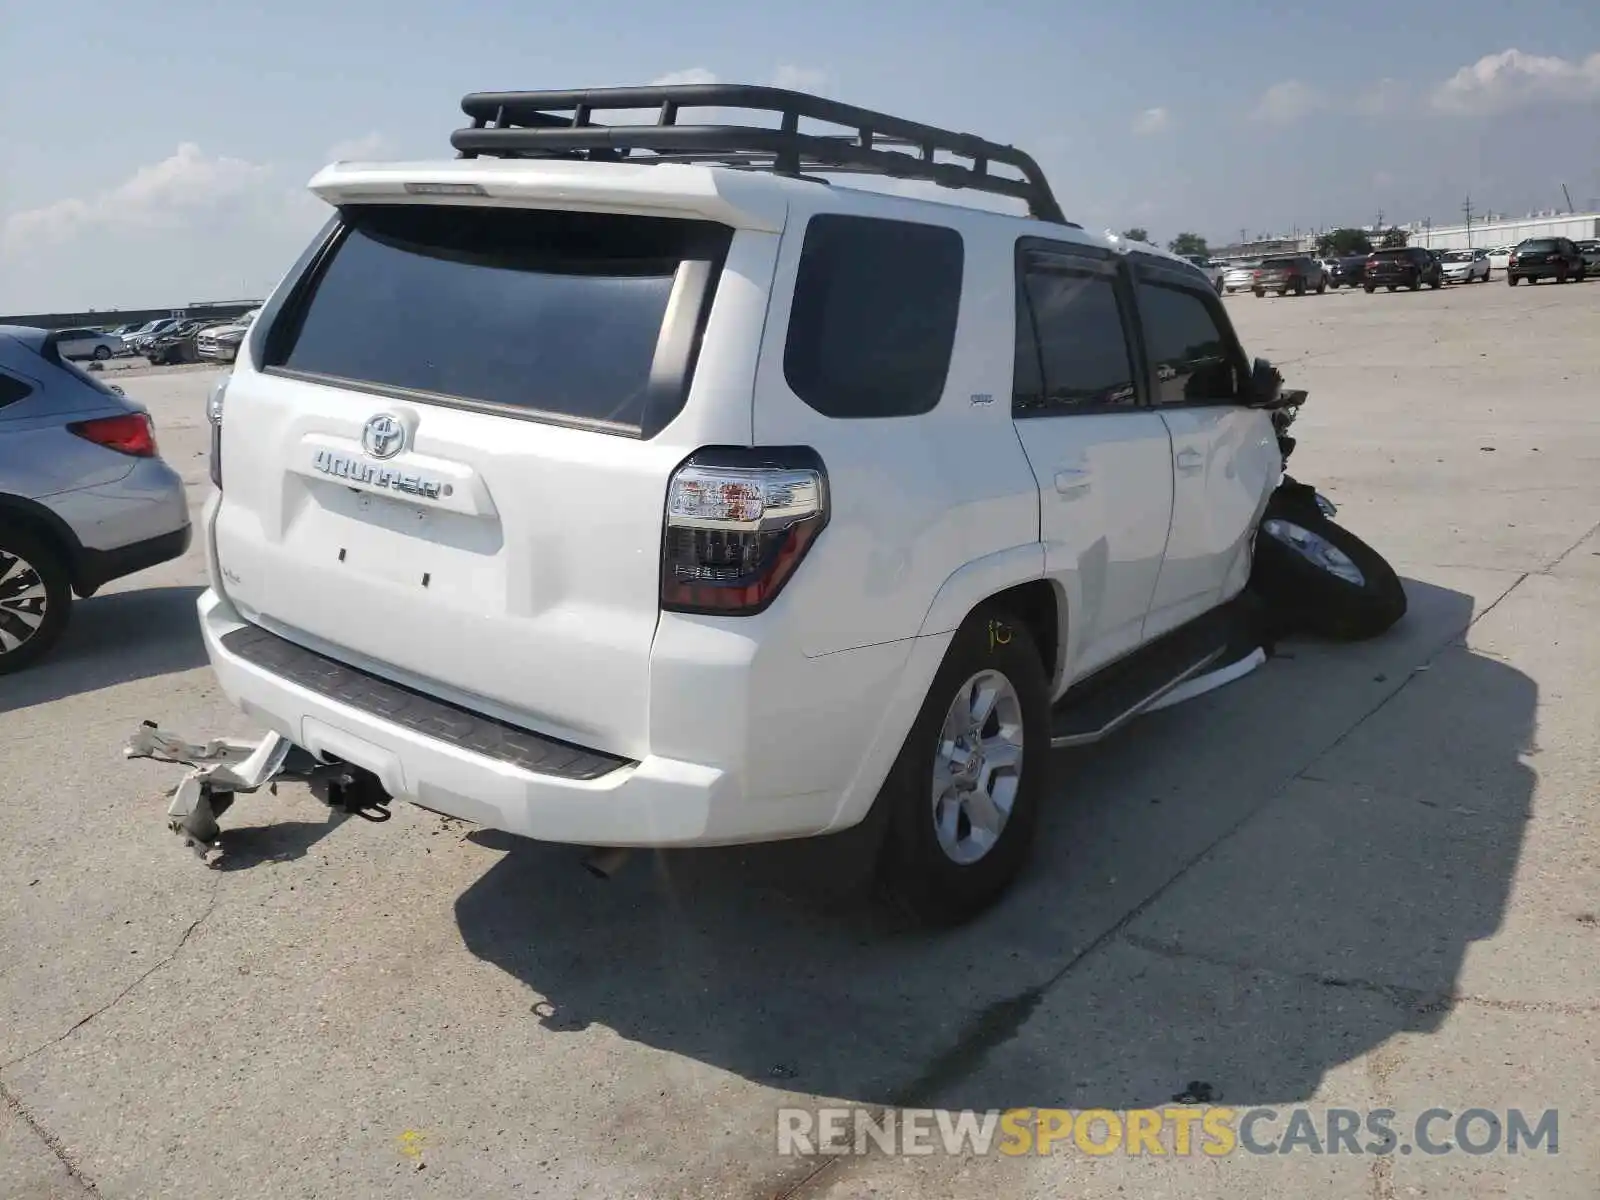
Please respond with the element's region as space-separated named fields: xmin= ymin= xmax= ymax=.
xmin=930 ymin=670 xmax=1026 ymax=866
xmin=0 ymin=549 xmax=49 ymax=655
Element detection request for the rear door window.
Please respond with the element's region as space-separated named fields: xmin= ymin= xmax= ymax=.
xmin=266 ymin=204 xmax=733 ymax=436
xmin=1013 ymin=251 xmax=1139 ymax=416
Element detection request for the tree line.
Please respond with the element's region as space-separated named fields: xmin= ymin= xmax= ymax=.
xmin=1117 ymin=227 xmax=1412 ymax=259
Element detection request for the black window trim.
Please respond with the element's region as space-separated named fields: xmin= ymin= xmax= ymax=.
xmin=1012 ymin=236 xmax=1149 ymax=419
xmin=1128 ymin=255 xmax=1253 ymax=412
xmin=255 ymin=205 xmax=732 ymax=442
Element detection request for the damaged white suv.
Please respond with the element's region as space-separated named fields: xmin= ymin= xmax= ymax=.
xmin=135 ymin=85 xmax=1300 ymax=924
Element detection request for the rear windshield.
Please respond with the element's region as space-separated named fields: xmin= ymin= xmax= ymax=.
xmin=266 ymin=204 xmax=732 ymax=433
xmin=1519 ymin=239 xmax=1558 ymax=251
xmin=1370 ymin=249 xmax=1410 ymax=260
xmin=1442 ymin=250 xmax=1472 ymax=261
xmin=1260 ymin=257 xmax=1297 ymax=267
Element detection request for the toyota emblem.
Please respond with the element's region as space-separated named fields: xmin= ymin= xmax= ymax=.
xmin=361 ymin=413 xmax=405 ymax=460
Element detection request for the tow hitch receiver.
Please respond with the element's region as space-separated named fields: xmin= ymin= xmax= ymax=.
xmin=125 ymin=722 xmax=389 ymax=865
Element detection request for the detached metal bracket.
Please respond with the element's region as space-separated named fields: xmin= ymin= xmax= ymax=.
xmin=125 ymin=721 xmax=376 ymax=866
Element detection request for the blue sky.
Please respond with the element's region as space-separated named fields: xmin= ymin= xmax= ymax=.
xmin=3 ymin=0 xmax=1598 ymax=312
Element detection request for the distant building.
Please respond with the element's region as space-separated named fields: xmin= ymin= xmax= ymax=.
xmin=0 ymin=299 xmax=261 ymax=333
xmin=1407 ymin=211 xmax=1600 ymax=251
xmin=1210 ymin=236 xmax=1310 ymax=264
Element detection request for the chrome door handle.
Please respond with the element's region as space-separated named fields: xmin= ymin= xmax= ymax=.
xmin=1175 ymin=448 xmax=1204 ymax=473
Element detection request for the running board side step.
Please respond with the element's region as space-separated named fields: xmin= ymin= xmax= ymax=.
xmin=1049 ymin=600 xmax=1263 ymax=749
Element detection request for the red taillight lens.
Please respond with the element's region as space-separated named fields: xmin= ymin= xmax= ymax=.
xmin=660 ymin=451 xmax=829 ymax=616
xmin=68 ymin=412 xmax=156 ymax=457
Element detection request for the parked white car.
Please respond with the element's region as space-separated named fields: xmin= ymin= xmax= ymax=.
xmin=1222 ymin=263 xmax=1257 ymax=293
xmin=1439 ymin=248 xmax=1491 ymax=283
xmin=1486 ymin=246 xmax=1514 ymax=271
xmin=50 ymin=327 xmax=125 ymax=362
xmin=141 ymin=83 xmax=1303 ymax=924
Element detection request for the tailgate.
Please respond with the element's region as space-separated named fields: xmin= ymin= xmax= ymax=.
xmin=211 ymin=200 xmax=755 ymax=759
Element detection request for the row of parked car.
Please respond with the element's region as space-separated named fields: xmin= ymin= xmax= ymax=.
xmin=1215 ymin=237 xmax=1600 ymax=297
xmin=49 ymin=310 xmax=260 ymax=366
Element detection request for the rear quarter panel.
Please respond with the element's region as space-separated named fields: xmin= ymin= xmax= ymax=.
xmin=747 ymin=202 xmax=1041 ymax=660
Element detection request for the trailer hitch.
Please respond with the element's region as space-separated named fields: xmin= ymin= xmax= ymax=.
xmin=125 ymin=722 xmax=389 ymax=865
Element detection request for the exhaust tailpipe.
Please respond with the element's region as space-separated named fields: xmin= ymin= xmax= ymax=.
xmin=581 ymin=847 xmax=632 ymax=880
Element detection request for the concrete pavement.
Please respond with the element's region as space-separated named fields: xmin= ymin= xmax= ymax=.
xmin=2 ymin=278 xmax=1596 ymax=1198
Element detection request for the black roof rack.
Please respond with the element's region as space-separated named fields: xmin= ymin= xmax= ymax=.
xmin=451 ymin=85 xmax=1074 ymax=226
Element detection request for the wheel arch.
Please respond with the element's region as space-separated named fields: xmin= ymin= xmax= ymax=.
xmin=0 ymin=493 xmax=87 ymax=593
xmin=825 ymin=557 xmax=1069 ymax=834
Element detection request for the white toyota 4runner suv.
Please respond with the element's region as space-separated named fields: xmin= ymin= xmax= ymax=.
xmin=168 ymin=85 xmax=1289 ymax=924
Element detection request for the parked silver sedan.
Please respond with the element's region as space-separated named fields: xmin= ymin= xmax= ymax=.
xmin=0 ymin=326 xmax=191 ymax=674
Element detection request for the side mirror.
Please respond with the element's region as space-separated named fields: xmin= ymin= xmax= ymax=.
xmin=1249 ymin=357 xmax=1283 ymax=406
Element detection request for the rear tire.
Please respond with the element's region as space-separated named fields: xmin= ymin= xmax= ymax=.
xmin=1508 ymin=274 xmax=1518 ymax=286
xmin=1249 ymin=507 xmax=1406 ymax=642
xmin=0 ymin=528 xmax=72 ymax=676
xmin=877 ymin=607 xmax=1050 ymax=926
xmin=1364 ymin=283 xmax=1376 ymax=293
xmin=1316 ymin=279 xmax=1326 ymax=294
xmin=1386 ymin=284 xmax=1397 ymax=292
xmin=93 ymin=345 xmax=111 ymax=361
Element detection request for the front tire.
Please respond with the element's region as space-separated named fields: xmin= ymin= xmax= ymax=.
xmin=0 ymin=528 xmax=72 ymax=676
xmin=1249 ymin=506 xmax=1406 ymax=642
xmin=877 ymin=607 xmax=1050 ymax=926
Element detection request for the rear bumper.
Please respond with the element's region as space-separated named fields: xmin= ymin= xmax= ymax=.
xmin=78 ymin=525 xmax=192 ymax=595
xmin=197 ymin=588 xmax=913 ymax=847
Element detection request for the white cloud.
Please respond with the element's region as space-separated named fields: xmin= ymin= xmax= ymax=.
xmin=773 ymin=65 xmax=830 ymax=93
xmin=1354 ymin=78 xmax=1407 ymax=116
xmin=2 ymin=143 xmax=271 ymax=257
xmin=650 ymin=67 xmax=717 ymax=87
xmin=325 ymin=131 xmax=391 ymax=162
xmin=1131 ymin=106 xmax=1171 ymax=136
xmin=1250 ymin=80 xmax=1321 ymax=126
xmin=1430 ymin=49 xmax=1600 ymax=115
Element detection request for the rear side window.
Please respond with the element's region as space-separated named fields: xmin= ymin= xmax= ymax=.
xmin=266 ymin=205 xmax=733 ymax=436
xmin=783 ymin=214 xmax=963 ymax=419
xmin=0 ymin=371 xmax=33 ymax=409
xmin=1014 ymin=262 xmax=1138 ymax=415
xmin=1134 ymin=280 xmax=1245 ymax=406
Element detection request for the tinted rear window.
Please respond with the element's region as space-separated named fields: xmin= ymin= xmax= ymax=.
xmin=1519 ymin=239 xmax=1558 ymax=250
xmin=783 ymin=214 xmax=963 ymax=419
xmin=267 ymin=205 xmax=732 ymax=433
xmin=1370 ymin=249 xmax=1410 ymax=260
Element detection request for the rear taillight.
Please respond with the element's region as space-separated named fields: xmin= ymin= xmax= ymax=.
xmin=660 ymin=449 xmax=829 ymax=616
xmin=206 ymin=376 xmax=227 ymax=488
xmin=68 ymin=412 xmax=156 ymax=457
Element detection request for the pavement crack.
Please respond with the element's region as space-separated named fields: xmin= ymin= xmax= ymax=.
xmin=0 ymin=877 xmax=220 ymax=1074
xmin=1 ymin=1079 xmax=100 ymax=1195
xmin=1536 ymin=514 xmax=1600 ymax=574
xmin=1120 ymin=933 xmax=1599 ymax=1017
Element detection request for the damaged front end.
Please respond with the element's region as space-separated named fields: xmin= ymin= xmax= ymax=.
xmin=125 ymin=722 xmax=390 ymax=865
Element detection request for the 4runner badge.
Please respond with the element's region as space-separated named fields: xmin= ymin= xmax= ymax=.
xmin=312 ymin=449 xmax=449 ymax=501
